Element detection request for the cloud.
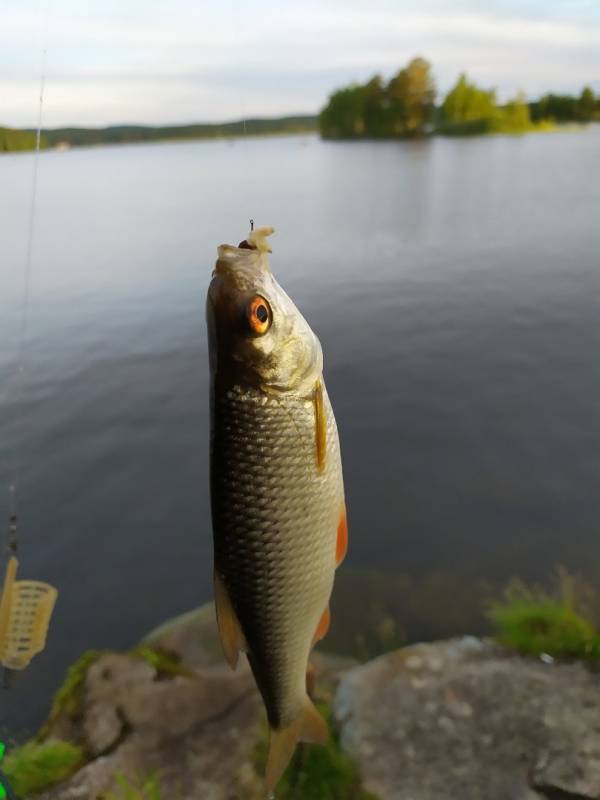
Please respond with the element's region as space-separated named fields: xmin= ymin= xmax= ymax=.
xmin=1 ymin=0 xmax=599 ymax=127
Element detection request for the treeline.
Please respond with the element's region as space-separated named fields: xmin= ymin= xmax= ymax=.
xmin=0 ymin=115 xmax=317 ymax=153
xmin=41 ymin=115 xmax=317 ymax=147
xmin=0 ymin=127 xmax=48 ymax=152
xmin=319 ymin=57 xmax=600 ymax=138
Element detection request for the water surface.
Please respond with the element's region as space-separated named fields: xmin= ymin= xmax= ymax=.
xmin=1 ymin=129 xmax=599 ymax=736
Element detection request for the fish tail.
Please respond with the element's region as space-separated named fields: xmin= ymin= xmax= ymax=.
xmin=265 ymin=696 xmax=329 ymax=792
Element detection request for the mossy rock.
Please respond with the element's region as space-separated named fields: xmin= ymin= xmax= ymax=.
xmin=3 ymin=740 xmax=84 ymax=796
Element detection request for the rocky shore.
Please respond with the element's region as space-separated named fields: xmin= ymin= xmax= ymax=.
xmin=26 ymin=605 xmax=600 ymax=800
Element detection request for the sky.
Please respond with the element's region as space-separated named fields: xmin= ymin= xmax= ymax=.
xmin=2 ymin=0 xmax=600 ymax=128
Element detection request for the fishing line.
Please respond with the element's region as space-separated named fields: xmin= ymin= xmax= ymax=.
xmin=0 ymin=0 xmax=56 ymax=691
xmin=7 ymin=0 xmax=49 ymax=554
xmin=228 ymin=0 xmax=254 ymax=226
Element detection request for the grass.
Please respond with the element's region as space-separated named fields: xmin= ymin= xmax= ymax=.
xmin=3 ymin=740 xmax=85 ymax=796
xmin=38 ymin=650 xmax=102 ymax=740
xmin=37 ymin=645 xmax=194 ymax=741
xmin=102 ymin=772 xmax=163 ymax=800
xmin=130 ymin=646 xmax=196 ymax=679
xmin=489 ymin=570 xmax=600 ymax=661
xmin=252 ymin=703 xmax=378 ymax=800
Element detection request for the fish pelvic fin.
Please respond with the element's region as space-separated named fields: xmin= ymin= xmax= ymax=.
xmin=214 ymin=570 xmax=247 ymax=670
xmin=265 ymin=697 xmax=329 ymax=792
xmin=311 ymin=606 xmax=331 ymax=647
xmin=336 ymin=504 xmax=348 ymax=566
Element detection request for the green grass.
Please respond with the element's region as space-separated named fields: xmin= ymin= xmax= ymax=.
xmin=3 ymin=740 xmax=85 ymax=796
xmin=130 ymin=646 xmax=197 ymax=679
xmin=252 ymin=703 xmax=378 ymax=800
xmin=38 ymin=650 xmax=102 ymax=740
xmin=37 ymin=646 xmax=194 ymax=741
xmin=489 ymin=574 xmax=600 ymax=661
xmin=102 ymin=772 xmax=163 ymax=800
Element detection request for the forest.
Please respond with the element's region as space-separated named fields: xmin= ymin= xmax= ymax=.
xmin=319 ymin=57 xmax=600 ymax=138
xmin=0 ymin=116 xmax=317 ymax=153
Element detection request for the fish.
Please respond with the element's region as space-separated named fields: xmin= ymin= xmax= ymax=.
xmin=206 ymin=225 xmax=347 ymax=792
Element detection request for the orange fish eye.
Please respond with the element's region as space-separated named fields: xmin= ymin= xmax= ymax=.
xmin=246 ymin=295 xmax=272 ymax=335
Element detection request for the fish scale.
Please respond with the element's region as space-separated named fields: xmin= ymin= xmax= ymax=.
xmin=207 ymin=227 xmax=346 ymax=790
xmin=211 ymin=382 xmax=342 ymax=726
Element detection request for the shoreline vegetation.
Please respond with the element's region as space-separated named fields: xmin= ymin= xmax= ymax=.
xmin=319 ymin=56 xmax=600 ymax=139
xmin=0 ymin=114 xmax=318 ymax=154
xmin=2 ymin=57 xmax=599 ymax=153
xmin=3 ymin=567 xmax=599 ymax=798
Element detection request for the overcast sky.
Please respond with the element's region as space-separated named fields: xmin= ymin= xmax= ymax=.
xmin=2 ymin=0 xmax=600 ymax=128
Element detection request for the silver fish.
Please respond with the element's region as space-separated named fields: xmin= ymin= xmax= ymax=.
xmin=206 ymin=226 xmax=347 ymax=791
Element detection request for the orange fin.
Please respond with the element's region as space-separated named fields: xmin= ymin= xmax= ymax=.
xmin=214 ymin=570 xmax=247 ymax=670
xmin=311 ymin=607 xmax=331 ymax=647
xmin=336 ymin=506 xmax=348 ymax=566
xmin=265 ymin=697 xmax=328 ymax=792
xmin=313 ymin=379 xmax=326 ymax=473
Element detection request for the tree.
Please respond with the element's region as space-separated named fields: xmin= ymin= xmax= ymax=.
xmin=531 ymin=93 xmax=578 ymax=122
xmin=387 ymin=57 xmax=436 ymax=135
xmin=577 ymin=86 xmax=596 ymax=121
xmin=441 ymin=73 xmax=496 ymax=125
xmin=493 ymin=92 xmax=532 ymax=133
xmin=363 ymin=75 xmax=388 ymax=137
xmin=319 ymin=85 xmax=366 ymax=138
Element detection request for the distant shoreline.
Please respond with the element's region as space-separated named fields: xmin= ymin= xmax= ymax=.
xmin=0 ymin=114 xmax=318 ymax=154
xmin=1 ymin=116 xmax=593 ymax=156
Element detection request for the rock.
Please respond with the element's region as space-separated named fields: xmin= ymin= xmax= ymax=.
xmin=38 ymin=603 xmax=353 ymax=800
xmin=335 ymin=637 xmax=600 ymax=800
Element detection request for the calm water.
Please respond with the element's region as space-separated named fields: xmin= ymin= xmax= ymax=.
xmin=1 ymin=130 xmax=599 ymax=736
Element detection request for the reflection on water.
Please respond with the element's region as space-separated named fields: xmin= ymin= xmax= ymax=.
xmin=0 ymin=129 xmax=599 ymax=736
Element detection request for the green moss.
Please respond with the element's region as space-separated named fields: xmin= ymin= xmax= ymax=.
xmin=38 ymin=650 xmax=102 ymax=740
xmin=489 ymin=578 xmax=600 ymax=661
xmin=3 ymin=740 xmax=84 ymax=796
xmin=130 ymin=646 xmax=196 ymax=679
xmin=252 ymin=703 xmax=378 ymax=800
xmin=102 ymin=772 xmax=163 ymax=800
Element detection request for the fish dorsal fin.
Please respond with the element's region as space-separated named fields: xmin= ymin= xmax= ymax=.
xmin=265 ymin=697 xmax=328 ymax=792
xmin=214 ymin=570 xmax=247 ymax=670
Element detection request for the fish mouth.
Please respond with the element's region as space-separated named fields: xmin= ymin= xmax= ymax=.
xmin=214 ymin=244 xmax=263 ymax=277
xmin=212 ymin=246 xmax=272 ymax=302
xmin=214 ymin=227 xmax=274 ymax=278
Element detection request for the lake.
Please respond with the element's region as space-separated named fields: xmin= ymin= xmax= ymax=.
xmin=1 ymin=129 xmax=599 ymax=737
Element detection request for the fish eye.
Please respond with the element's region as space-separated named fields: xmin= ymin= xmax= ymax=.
xmin=246 ymin=295 xmax=272 ymax=336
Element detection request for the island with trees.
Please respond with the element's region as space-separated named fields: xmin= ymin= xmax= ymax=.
xmin=319 ymin=56 xmax=600 ymax=139
xmin=2 ymin=57 xmax=599 ymax=153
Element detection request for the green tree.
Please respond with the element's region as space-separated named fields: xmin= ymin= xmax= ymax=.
xmin=492 ymin=92 xmax=532 ymax=133
xmin=387 ymin=57 xmax=436 ymax=135
xmin=319 ymin=84 xmax=367 ymax=139
xmin=530 ymin=93 xmax=578 ymax=122
xmin=441 ymin=73 xmax=496 ymax=125
xmin=577 ymin=86 xmax=596 ymax=121
xmin=363 ymin=75 xmax=388 ymax=137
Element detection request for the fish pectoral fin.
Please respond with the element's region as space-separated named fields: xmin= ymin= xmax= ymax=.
xmin=266 ymin=697 xmax=328 ymax=792
xmin=214 ymin=571 xmax=247 ymax=671
xmin=311 ymin=606 xmax=331 ymax=647
xmin=313 ymin=379 xmax=327 ymax=473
